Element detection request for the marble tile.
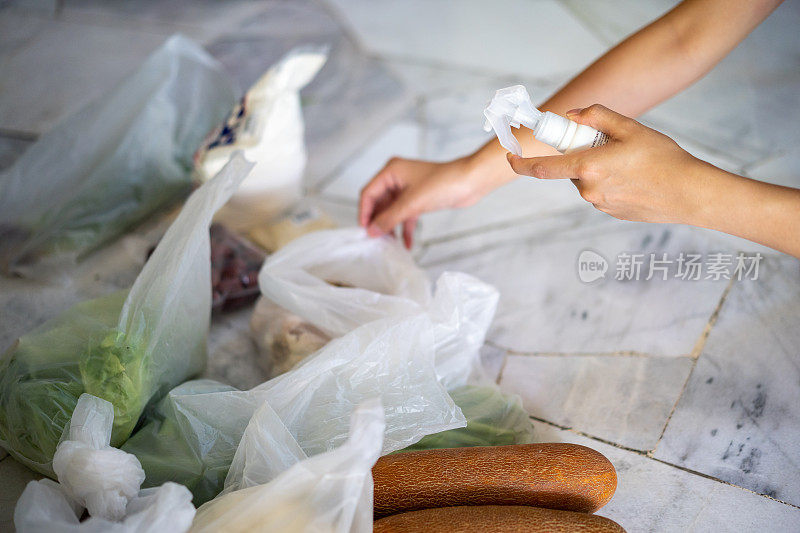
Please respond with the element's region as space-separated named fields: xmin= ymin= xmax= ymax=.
xmin=743 ymin=150 xmax=800 ymax=190
xmin=204 ymin=0 xmax=411 ymax=188
xmin=479 ymin=343 xmax=507 ymax=383
xmin=0 ymin=0 xmax=58 ymax=15
xmin=318 ymin=120 xmax=422 ymax=200
xmin=60 ymin=0 xmax=265 ymax=44
xmin=324 ymin=0 xmax=604 ymax=81
xmin=529 ymin=420 xmax=800 ymax=532
xmin=0 ymin=135 xmax=32 ymax=172
xmin=654 ymin=255 xmax=800 ymax=507
xmin=421 ymin=212 xmax=736 ymax=356
xmin=0 ymin=15 xmax=174 ymax=134
xmin=205 ymin=306 xmax=268 ymax=391
xmin=0 ymin=457 xmax=41 ymax=532
xmin=559 ymin=0 xmax=677 ymax=45
xmin=500 ymin=353 xmax=693 ymax=450
xmin=640 ymin=1 xmax=800 ymax=167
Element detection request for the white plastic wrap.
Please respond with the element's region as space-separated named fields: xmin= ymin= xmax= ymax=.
xmin=53 ymin=394 xmax=146 ymax=521
xmin=14 ymin=480 xmax=195 ymax=533
xmin=257 ymin=228 xmax=499 ymax=389
xmin=15 ymin=393 xmax=195 ymax=533
xmin=191 ymin=399 xmax=384 ymax=533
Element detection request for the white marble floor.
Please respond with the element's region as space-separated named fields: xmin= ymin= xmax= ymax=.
xmin=1 ymin=1 xmax=799 ymax=532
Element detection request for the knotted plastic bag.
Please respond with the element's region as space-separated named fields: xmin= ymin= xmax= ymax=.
xmin=0 ymin=35 xmax=236 ymax=273
xmin=255 ymin=228 xmax=500 ymax=389
xmin=14 ymin=393 xmax=195 ymax=533
xmin=0 ymin=153 xmax=254 ymax=475
xmin=190 ymin=399 xmax=384 ymax=533
xmin=53 ymin=394 xmax=146 ymax=521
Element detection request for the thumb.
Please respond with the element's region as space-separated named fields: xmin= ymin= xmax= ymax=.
xmin=567 ymin=104 xmax=635 ymax=139
xmin=367 ymin=194 xmax=419 ymax=237
xmin=507 ymin=152 xmax=582 ymax=180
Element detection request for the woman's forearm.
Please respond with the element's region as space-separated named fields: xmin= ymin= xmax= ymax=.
xmin=467 ymin=0 xmax=783 ymax=186
xmin=691 ymin=163 xmax=800 ymax=258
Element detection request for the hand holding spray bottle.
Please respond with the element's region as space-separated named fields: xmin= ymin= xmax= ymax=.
xmin=484 ymin=85 xmax=608 ymax=156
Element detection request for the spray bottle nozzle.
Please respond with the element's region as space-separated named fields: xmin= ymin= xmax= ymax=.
xmin=483 ymin=85 xmax=543 ymax=156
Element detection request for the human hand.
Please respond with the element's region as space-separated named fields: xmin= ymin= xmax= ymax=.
xmin=507 ymin=104 xmax=703 ymax=225
xmin=359 ymin=157 xmax=492 ymax=248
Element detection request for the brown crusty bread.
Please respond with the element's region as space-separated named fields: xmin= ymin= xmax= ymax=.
xmin=373 ymin=505 xmax=626 ymax=533
xmin=373 ymin=443 xmax=617 ymax=518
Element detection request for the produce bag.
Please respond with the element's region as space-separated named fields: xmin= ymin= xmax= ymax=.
xmin=399 ymin=385 xmax=535 ymax=452
xmin=190 ymin=399 xmax=384 ymax=533
xmin=195 ymin=47 xmax=327 ymax=230
xmin=257 ymin=228 xmax=500 ymax=389
xmin=0 ymin=154 xmax=254 ymax=476
xmin=14 ymin=393 xmax=195 ymax=533
xmin=124 ymin=313 xmax=464 ymax=504
xmin=0 ymin=35 xmax=237 ymax=273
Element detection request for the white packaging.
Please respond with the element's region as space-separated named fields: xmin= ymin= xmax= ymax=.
xmin=195 ymin=47 xmax=327 ymax=229
xmin=484 ymin=85 xmax=609 ymax=156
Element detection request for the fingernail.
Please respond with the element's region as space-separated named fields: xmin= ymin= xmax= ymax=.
xmin=506 ymin=152 xmax=514 ymax=162
xmin=366 ymin=223 xmax=381 ymax=237
xmin=566 ymin=108 xmax=582 ymax=117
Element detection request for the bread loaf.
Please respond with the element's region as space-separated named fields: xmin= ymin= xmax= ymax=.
xmin=373 ymin=443 xmax=616 ymax=517
xmin=373 ymin=505 xmax=626 ymax=533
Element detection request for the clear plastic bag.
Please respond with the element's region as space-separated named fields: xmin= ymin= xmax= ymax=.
xmin=398 ymin=385 xmax=535 ymax=452
xmin=0 ymin=154 xmax=254 ymax=476
xmin=14 ymin=393 xmax=196 ymax=533
xmin=257 ymin=228 xmax=499 ymax=389
xmin=124 ymin=313 xmax=464 ymax=504
xmin=191 ymin=399 xmax=384 ymax=533
xmin=0 ymin=35 xmax=237 ymax=273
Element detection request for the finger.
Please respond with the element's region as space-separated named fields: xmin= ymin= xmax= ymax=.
xmin=358 ymin=169 xmax=393 ymax=227
xmin=368 ymin=194 xmax=418 ymax=238
xmin=402 ymin=217 xmax=418 ymax=249
xmin=507 ymin=152 xmax=583 ymax=180
xmin=566 ymin=104 xmax=636 ymax=139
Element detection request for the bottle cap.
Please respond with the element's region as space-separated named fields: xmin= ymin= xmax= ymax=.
xmin=483 ymin=85 xmax=543 ymax=156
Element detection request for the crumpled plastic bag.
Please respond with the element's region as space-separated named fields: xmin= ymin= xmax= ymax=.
xmin=125 ymin=313 xmax=464 ymax=504
xmin=53 ymin=394 xmax=146 ymax=521
xmin=15 ymin=479 xmax=195 ymax=533
xmin=0 ymin=35 xmax=236 ymax=273
xmin=0 ymin=153 xmax=254 ymax=476
xmin=14 ymin=393 xmax=195 ymax=533
xmin=256 ymin=228 xmax=500 ymax=389
xmin=399 ymin=384 xmax=535 ymax=452
xmin=191 ymin=399 xmax=384 ymax=533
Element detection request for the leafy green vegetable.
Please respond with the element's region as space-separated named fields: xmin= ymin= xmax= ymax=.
xmin=399 ymin=385 xmax=535 ymax=452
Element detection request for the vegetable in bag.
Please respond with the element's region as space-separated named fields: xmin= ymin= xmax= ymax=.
xmin=0 ymin=35 xmax=237 ymax=273
xmin=0 ymin=154 xmax=254 ymax=476
xmin=125 ymin=313 xmax=464 ymax=505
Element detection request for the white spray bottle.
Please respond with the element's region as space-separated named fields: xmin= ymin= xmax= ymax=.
xmin=483 ymin=85 xmax=608 ymax=156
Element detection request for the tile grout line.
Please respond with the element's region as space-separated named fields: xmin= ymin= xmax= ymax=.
xmin=489 ymin=342 xmax=690 ymax=359
xmin=529 ymin=415 xmax=800 ymax=511
xmin=651 ymin=276 xmax=737 ymax=453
